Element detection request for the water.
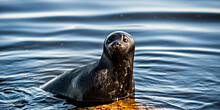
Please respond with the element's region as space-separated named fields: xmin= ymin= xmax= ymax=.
xmin=1 ymin=0 xmax=220 ymax=109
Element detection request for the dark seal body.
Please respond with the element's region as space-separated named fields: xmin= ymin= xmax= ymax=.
xmin=41 ymin=31 xmax=135 ymax=102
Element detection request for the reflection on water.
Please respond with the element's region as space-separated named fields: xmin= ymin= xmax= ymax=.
xmin=1 ymin=0 xmax=220 ymax=109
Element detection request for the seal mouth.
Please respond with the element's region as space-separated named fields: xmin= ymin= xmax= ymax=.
xmin=108 ymin=43 xmax=126 ymax=57
xmin=112 ymin=45 xmax=125 ymax=53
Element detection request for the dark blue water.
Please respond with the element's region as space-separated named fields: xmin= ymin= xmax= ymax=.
xmin=1 ymin=0 xmax=220 ymax=109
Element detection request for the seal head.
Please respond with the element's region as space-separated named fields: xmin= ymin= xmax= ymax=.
xmin=104 ymin=31 xmax=135 ymax=66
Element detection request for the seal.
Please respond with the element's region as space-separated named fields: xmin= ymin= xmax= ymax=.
xmin=41 ymin=31 xmax=135 ymax=102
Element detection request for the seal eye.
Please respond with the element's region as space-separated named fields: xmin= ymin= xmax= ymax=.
xmin=123 ymin=37 xmax=128 ymax=43
xmin=108 ymin=38 xmax=113 ymax=43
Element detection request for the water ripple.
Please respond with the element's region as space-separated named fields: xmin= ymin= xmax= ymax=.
xmin=1 ymin=0 xmax=220 ymax=109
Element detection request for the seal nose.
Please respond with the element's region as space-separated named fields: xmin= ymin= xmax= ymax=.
xmin=115 ymin=41 xmax=121 ymax=46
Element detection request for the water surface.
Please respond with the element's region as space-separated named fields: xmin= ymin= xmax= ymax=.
xmin=0 ymin=0 xmax=220 ymax=109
